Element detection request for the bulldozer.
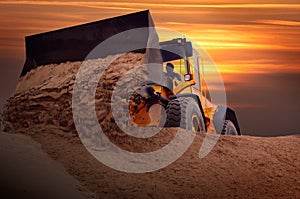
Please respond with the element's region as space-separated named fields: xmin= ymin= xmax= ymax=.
xmin=20 ymin=10 xmax=241 ymax=135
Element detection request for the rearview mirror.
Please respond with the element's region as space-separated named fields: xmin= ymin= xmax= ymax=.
xmin=184 ymin=74 xmax=192 ymax=81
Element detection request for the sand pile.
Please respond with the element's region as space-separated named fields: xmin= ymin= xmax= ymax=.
xmin=2 ymin=52 xmax=175 ymax=152
xmin=2 ymin=52 xmax=145 ymax=133
xmin=2 ymin=50 xmax=299 ymax=198
xmin=7 ymin=125 xmax=300 ymax=198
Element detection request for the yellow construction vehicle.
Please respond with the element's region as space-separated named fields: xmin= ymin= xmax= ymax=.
xmin=20 ymin=10 xmax=240 ymax=135
xmin=128 ymin=38 xmax=241 ymax=135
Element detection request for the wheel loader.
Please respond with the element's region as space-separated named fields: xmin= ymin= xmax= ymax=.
xmin=20 ymin=10 xmax=241 ymax=135
xmin=128 ymin=37 xmax=241 ymax=135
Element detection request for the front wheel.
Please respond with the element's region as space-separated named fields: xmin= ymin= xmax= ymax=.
xmin=165 ymin=97 xmax=205 ymax=132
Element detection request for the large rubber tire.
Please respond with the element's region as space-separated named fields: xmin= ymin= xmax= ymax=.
xmin=165 ymin=97 xmax=205 ymax=132
xmin=221 ymin=120 xmax=238 ymax=135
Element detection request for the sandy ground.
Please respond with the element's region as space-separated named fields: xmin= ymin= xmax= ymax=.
xmin=2 ymin=53 xmax=299 ymax=198
xmin=5 ymin=125 xmax=299 ymax=199
xmin=0 ymin=131 xmax=95 ymax=199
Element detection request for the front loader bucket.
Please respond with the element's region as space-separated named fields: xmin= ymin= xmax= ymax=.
xmin=21 ymin=10 xmax=159 ymax=77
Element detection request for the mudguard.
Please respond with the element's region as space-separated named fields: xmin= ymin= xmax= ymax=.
xmin=213 ymin=106 xmax=241 ymax=135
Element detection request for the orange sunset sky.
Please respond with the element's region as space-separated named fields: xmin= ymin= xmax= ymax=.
xmin=0 ymin=0 xmax=299 ymax=135
xmin=0 ymin=0 xmax=300 ymax=73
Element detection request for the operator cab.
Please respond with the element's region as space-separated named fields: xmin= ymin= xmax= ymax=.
xmin=160 ymin=38 xmax=199 ymax=93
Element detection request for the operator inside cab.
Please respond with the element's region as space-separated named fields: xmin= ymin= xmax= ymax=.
xmin=164 ymin=63 xmax=182 ymax=81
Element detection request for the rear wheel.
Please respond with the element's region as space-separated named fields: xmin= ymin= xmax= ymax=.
xmin=221 ymin=120 xmax=238 ymax=135
xmin=165 ymin=97 xmax=205 ymax=132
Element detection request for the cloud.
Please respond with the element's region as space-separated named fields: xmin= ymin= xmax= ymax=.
xmin=1 ymin=1 xmax=300 ymax=8
xmin=254 ymin=20 xmax=300 ymax=26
